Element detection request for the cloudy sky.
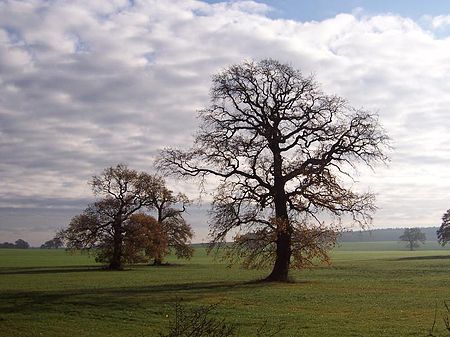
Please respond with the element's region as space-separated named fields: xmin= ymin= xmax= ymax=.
xmin=2 ymin=0 xmax=450 ymax=246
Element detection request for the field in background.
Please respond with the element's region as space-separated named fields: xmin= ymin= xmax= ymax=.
xmin=1 ymin=242 xmax=450 ymax=337
xmin=336 ymin=240 xmax=449 ymax=251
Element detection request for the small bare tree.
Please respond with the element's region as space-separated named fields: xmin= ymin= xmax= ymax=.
xmin=399 ymin=227 xmax=426 ymax=251
xmin=158 ymin=59 xmax=388 ymax=282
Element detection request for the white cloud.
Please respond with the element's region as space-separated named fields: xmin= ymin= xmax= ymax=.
xmin=1 ymin=0 xmax=450 ymax=244
xmin=430 ymin=14 xmax=450 ymax=29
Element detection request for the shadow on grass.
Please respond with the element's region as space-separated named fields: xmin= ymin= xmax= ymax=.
xmin=0 ymin=265 xmax=312 ymax=319
xmin=0 ymin=263 xmax=189 ymax=275
xmin=0 ymin=279 xmax=264 ymax=316
xmin=0 ymin=265 xmax=104 ymax=275
xmin=395 ymin=255 xmax=450 ymax=261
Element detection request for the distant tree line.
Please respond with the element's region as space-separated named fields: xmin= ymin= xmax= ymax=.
xmin=40 ymin=237 xmax=64 ymax=249
xmin=0 ymin=239 xmax=30 ymax=249
xmin=339 ymin=227 xmax=438 ymax=242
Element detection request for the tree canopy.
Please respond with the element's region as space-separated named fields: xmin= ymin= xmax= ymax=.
xmin=150 ymin=177 xmax=193 ymax=264
xmin=158 ymin=59 xmax=389 ymax=281
xmin=437 ymin=209 xmax=450 ymax=245
xmin=59 ymin=164 xmax=193 ymax=269
xmin=0 ymin=239 xmax=30 ymax=249
xmin=15 ymin=239 xmax=29 ymax=249
xmin=60 ymin=165 xmax=157 ymax=269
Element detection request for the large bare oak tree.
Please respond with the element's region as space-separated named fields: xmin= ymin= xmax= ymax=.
xmin=158 ymin=59 xmax=388 ymax=282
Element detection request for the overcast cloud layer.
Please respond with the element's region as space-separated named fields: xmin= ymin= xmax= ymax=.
xmin=1 ymin=0 xmax=450 ymax=245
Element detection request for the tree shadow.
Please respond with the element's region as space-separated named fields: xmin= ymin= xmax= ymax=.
xmin=244 ymin=278 xmax=312 ymax=285
xmin=0 ymin=280 xmax=262 ymax=316
xmin=0 ymin=263 xmax=188 ymax=275
xmin=0 ymin=265 xmax=104 ymax=275
xmin=0 ymin=264 xmax=313 ymax=322
xmin=394 ymin=255 xmax=450 ymax=261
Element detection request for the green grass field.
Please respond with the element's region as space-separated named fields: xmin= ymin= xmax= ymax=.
xmin=1 ymin=242 xmax=450 ymax=337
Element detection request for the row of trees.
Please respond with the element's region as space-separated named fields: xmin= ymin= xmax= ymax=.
xmin=40 ymin=237 xmax=63 ymax=249
xmin=0 ymin=239 xmax=29 ymax=249
xmin=58 ymin=165 xmax=193 ymax=269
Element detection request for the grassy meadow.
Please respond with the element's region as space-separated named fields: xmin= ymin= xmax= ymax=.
xmin=1 ymin=242 xmax=450 ymax=337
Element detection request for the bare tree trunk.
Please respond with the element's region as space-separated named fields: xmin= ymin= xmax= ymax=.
xmin=265 ymin=149 xmax=291 ymax=282
xmin=265 ymin=228 xmax=291 ymax=281
xmin=409 ymin=240 xmax=414 ymax=251
xmin=109 ymin=225 xmax=123 ymax=270
xmin=153 ymin=253 xmax=163 ymax=266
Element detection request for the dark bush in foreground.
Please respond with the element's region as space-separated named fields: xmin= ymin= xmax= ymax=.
xmin=159 ymin=303 xmax=284 ymax=337
xmin=159 ymin=303 xmax=236 ymax=337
